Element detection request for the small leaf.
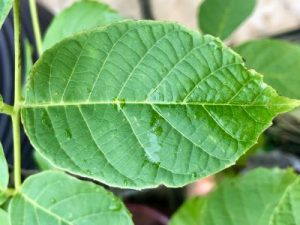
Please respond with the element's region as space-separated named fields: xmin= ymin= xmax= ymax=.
xmin=0 ymin=209 xmax=9 ymax=225
xmin=0 ymin=142 xmax=9 ymax=205
xmin=169 ymin=168 xmax=300 ymax=225
xmin=9 ymin=171 xmax=133 ymax=225
xmin=33 ymin=150 xmax=53 ymax=171
xmin=22 ymin=20 xmax=299 ymax=189
xmin=43 ymin=0 xmax=122 ymax=50
xmin=198 ymin=0 xmax=256 ymax=40
xmin=0 ymin=0 xmax=12 ymax=28
xmin=236 ymin=39 xmax=300 ymax=99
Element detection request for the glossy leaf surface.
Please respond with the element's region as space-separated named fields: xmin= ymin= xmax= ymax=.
xmin=22 ymin=20 xmax=298 ymax=188
xmin=236 ymin=39 xmax=300 ymax=99
xmin=169 ymin=168 xmax=300 ymax=225
xmin=198 ymin=0 xmax=256 ymax=39
xmin=9 ymin=171 xmax=133 ymax=225
xmin=43 ymin=0 xmax=122 ymax=50
xmin=0 ymin=142 xmax=8 ymax=205
xmin=0 ymin=0 xmax=12 ymax=28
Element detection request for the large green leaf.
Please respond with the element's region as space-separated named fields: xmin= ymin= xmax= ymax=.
xmin=9 ymin=171 xmax=133 ymax=225
xmin=198 ymin=0 xmax=256 ymax=40
xmin=169 ymin=168 xmax=300 ymax=225
xmin=43 ymin=0 xmax=122 ymax=50
xmin=236 ymin=39 xmax=300 ymax=99
xmin=0 ymin=0 xmax=12 ymax=28
xmin=0 ymin=209 xmax=9 ymax=225
xmin=0 ymin=142 xmax=9 ymax=205
xmin=22 ymin=20 xmax=298 ymax=189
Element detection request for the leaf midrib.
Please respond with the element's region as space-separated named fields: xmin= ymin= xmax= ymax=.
xmin=21 ymin=101 xmax=297 ymax=108
xmin=20 ymin=192 xmax=124 ymax=225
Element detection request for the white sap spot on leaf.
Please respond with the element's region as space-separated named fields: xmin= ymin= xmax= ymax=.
xmin=144 ymin=133 xmax=161 ymax=163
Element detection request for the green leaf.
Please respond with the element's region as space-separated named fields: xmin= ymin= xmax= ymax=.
xmin=270 ymin=178 xmax=300 ymax=225
xmin=9 ymin=171 xmax=133 ymax=225
xmin=0 ymin=142 xmax=9 ymax=205
xmin=236 ymin=39 xmax=300 ymax=99
xmin=33 ymin=150 xmax=53 ymax=171
xmin=169 ymin=197 xmax=207 ymax=225
xmin=198 ymin=0 xmax=256 ymax=40
xmin=0 ymin=209 xmax=9 ymax=225
xmin=43 ymin=0 xmax=122 ymax=50
xmin=22 ymin=20 xmax=299 ymax=189
xmin=169 ymin=168 xmax=300 ymax=225
xmin=0 ymin=0 xmax=12 ymax=28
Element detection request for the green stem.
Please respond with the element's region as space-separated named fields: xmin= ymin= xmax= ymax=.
xmin=29 ymin=0 xmax=43 ymax=56
xmin=12 ymin=113 xmax=21 ymax=190
xmin=0 ymin=103 xmax=14 ymax=116
xmin=5 ymin=188 xmax=17 ymax=197
xmin=13 ymin=0 xmax=22 ymax=190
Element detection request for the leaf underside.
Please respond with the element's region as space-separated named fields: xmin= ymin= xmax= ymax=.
xmin=22 ymin=20 xmax=298 ymax=189
xmin=169 ymin=168 xmax=300 ymax=225
xmin=9 ymin=171 xmax=133 ymax=225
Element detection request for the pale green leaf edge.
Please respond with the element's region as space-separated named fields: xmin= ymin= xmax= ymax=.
xmin=33 ymin=150 xmax=54 ymax=171
xmin=0 ymin=142 xmax=9 ymax=205
xmin=0 ymin=0 xmax=12 ymax=28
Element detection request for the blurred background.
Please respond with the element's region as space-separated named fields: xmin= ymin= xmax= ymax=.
xmin=39 ymin=0 xmax=300 ymax=45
